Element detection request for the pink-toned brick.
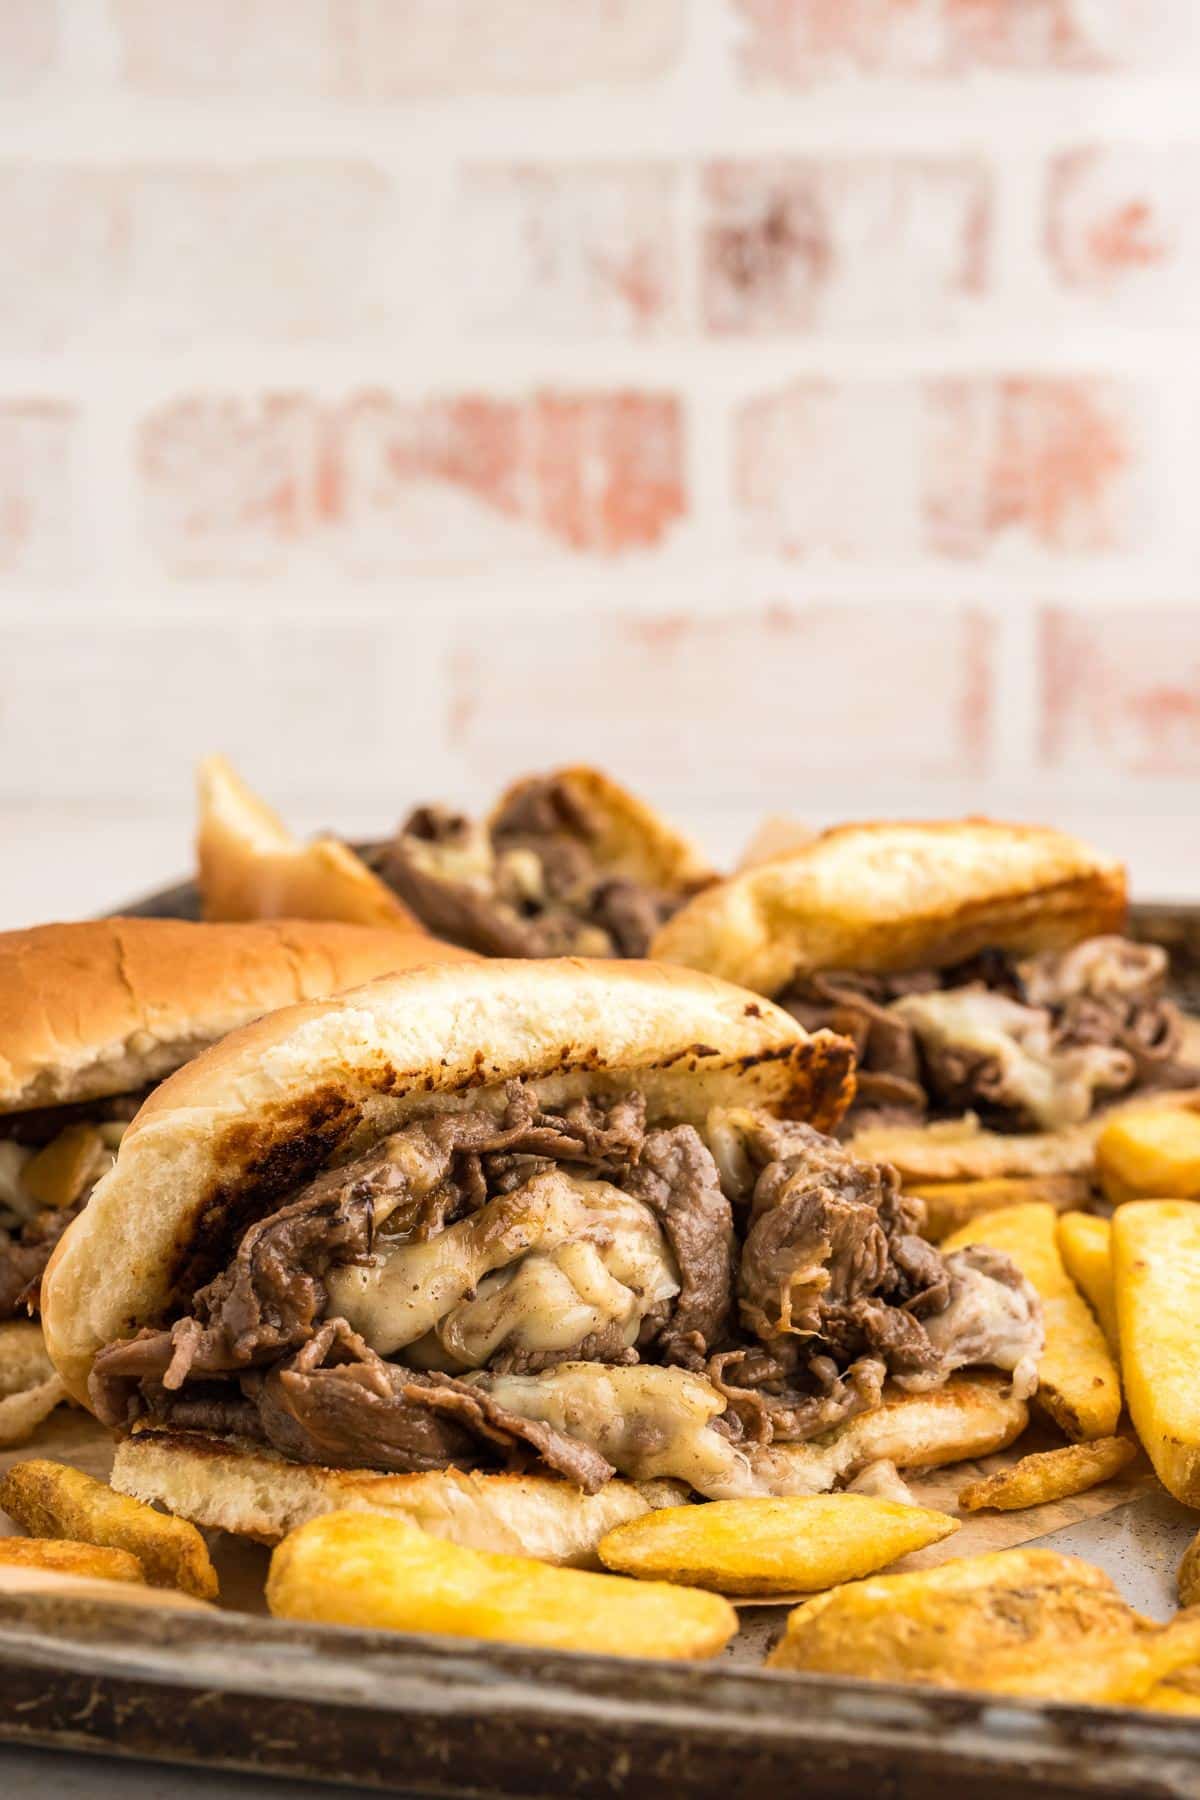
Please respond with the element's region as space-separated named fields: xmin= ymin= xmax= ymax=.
xmin=119 ymin=164 xmax=408 ymax=342
xmin=141 ymin=390 xmax=686 ymax=572
xmin=449 ymin=603 xmax=992 ymax=786
xmin=0 ymin=405 xmax=78 ymax=579
xmin=114 ymin=0 xmax=684 ymax=96
xmin=702 ymin=156 xmax=989 ymax=334
xmin=459 ymin=164 xmax=679 ymax=337
xmin=0 ymin=1 xmax=56 ymax=95
xmin=1046 ymin=147 xmax=1192 ymax=300
xmin=734 ymin=0 xmax=1200 ymax=83
xmin=1040 ymin=607 xmax=1200 ymax=776
xmin=0 ymin=170 xmax=116 ymax=349
xmin=736 ymin=377 xmax=1144 ymax=558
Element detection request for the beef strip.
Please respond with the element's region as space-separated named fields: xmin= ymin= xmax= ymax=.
xmin=0 ymin=1199 xmax=84 ymax=1319
xmin=379 ymin=776 xmax=685 ymax=960
xmin=622 ymin=1125 xmax=735 ymax=1365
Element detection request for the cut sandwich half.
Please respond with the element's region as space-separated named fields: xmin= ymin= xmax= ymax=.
xmin=44 ymin=959 xmax=1040 ymax=1563
xmin=652 ymin=820 xmax=1200 ymax=1185
xmin=198 ymin=756 xmax=714 ymax=960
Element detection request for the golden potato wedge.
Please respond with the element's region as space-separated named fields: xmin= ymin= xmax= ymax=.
xmin=941 ymin=1204 xmax=1120 ymax=1440
xmin=0 ymin=1537 xmax=144 ymax=1583
xmin=0 ymin=1460 xmax=218 ymax=1600
xmin=1113 ymin=1200 xmax=1200 ymax=1506
xmin=1097 ymin=1104 xmax=1200 ymax=1206
xmin=0 ymin=1320 xmax=66 ymax=1448
xmin=1056 ymin=1211 xmax=1118 ymax=1352
xmin=22 ymin=1125 xmax=111 ymax=1212
xmin=1180 ymin=1532 xmax=1200 ymax=1609
xmin=197 ymin=754 xmax=418 ymax=929
xmin=1143 ymin=1664 xmax=1200 ymax=1715
xmin=958 ymin=1436 xmax=1136 ymax=1513
xmin=908 ymin=1175 xmax=1090 ymax=1243
xmin=597 ymin=1494 xmax=957 ymax=1596
xmin=267 ymin=1511 xmax=736 ymax=1659
xmin=766 ymin=1548 xmax=1168 ymax=1703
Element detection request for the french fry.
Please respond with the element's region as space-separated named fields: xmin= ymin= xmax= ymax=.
xmin=197 ymin=754 xmax=418 ymax=929
xmin=0 ymin=1537 xmax=144 ymax=1583
xmin=0 ymin=1320 xmax=67 ymax=1448
xmin=1179 ymin=1531 xmax=1200 ymax=1609
xmin=958 ymin=1436 xmax=1136 ymax=1513
xmin=909 ymin=1175 xmax=1090 ymax=1243
xmin=267 ymin=1511 xmax=736 ymax=1660
xmin=0 ymin=1460 xmax=218 ymax=1600
xmin=766 ymin=1548 xmax=1173 ymax=1704
xmin=0 ymin=1565 xmax=211 ymax=1611
xmin=1113 ymin=1201 xmax=1200 ymax=1506
xmin=1143 ymin=1664 xmax=1200 ymax=1715
xmin=941 ymin=1204 xmax=1121 ymax=1441
xmin=597 ymin=1494 xmax=957 ymax=1596
xmin=1097 ymin=1104 xmax=1200 ymax=1205
xmin=1056 ymin=1211 xmax=1118 ymax=1352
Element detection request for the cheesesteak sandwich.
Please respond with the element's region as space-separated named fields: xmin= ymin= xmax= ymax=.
xmin=43 ymin=960 xmax=1040 ymax=1562
xmin=652 ymin=821 xmax=1200 ymax=1185
xmin=199 ymin=756 xmax=714 ymax=960
xmin=0 ymin=917 xmax=470 ymax=1443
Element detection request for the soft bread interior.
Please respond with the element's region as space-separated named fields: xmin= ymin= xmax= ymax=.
xmin=111 ymin=1437 xmax=687 ymax=1564
xmin=489 ymin=764 xmax=714 ymax=892
xmin=651 ymin=819 xmax=1127 ymax=997
xmin=42 ymin=957 xmax=853 ymax=1403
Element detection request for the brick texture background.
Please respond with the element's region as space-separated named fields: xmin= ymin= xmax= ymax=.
xmin=0 ymin=0 xmax=1197 ymax=926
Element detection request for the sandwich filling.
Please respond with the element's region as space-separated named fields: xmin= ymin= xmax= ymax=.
xmin=0 ymin=1095 xmax=142 ymax=1320
xmin=90 ymin=1086 xmax=1041 ymax=1498
xmin=375 ymin=775 xmax=698 ymax=958
xmin=781 ymin=938 xmax=1199 ymax=1134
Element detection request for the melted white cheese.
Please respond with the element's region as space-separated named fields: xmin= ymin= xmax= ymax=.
xmin=328 ymin=1170 xmax=677 ymax=1365
xmin=892 ymin=988 xmax=1133 ymax=1130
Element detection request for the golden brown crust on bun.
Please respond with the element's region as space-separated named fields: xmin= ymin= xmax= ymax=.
xmin=490 ymin=765 xmax=714 ymax=892
xmin=0 ymin=917 xmax=471 ymax=1116
xmin=651 ymin=819 xmax=1127 ymax=997
xmin=197 ymin=754 xmax=419 ymax=929
xmin=42 ymin=958 xmax=853 ymax=1403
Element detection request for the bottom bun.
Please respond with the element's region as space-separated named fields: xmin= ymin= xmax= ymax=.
xmin=110 ymin=1434 xmax=687 ymax=1566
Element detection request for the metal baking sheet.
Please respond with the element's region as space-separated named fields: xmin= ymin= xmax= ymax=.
xmin=0 ymin=889 xmax=1197 ymax=1795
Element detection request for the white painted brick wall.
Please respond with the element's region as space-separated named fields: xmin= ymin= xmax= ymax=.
xmin=0 ymin=0 xmax=1198 ymax=929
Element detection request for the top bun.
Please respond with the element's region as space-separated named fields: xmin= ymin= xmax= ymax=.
xmin=651 ymin=820 xmax=1127 ymax=997
xmin=490 ymin=765 xmax=714 ymax=892
xmin=0 ymin=917 xmax=471 ymax=1115
xmin=42 ymin=956 xmax=853 ymax=1401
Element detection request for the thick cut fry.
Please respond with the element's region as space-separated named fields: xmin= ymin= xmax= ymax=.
xmin=0 ymin=1460 xmax=218 ymax=1600
xmin=1113 ymin=1201 xmax=1200 ymax=1506
xmin=767 ymin=1548 xmax=1171 ymax=1704
xmin=958 ymin=1436 xmax=1136 ymax=1513
xmin=597 ymin=1494 xmax=957 ymax=1596
xmin=1097 ymin=1105 xmax=1200 ymax=1205
xmin=1143 ymin=1664 xmax=1200 ymax=1715
xmin=1180 ymin=1532 xmax=1200 ymax=1609
xmin=909 ymin=1175 xmax=1090 ymax=1243
xmin=0 ymin=1537 xmax=144 ymax=1583
xmin=197 ymin=754 xmax=418 ymax=929
xmin=1056 ymin=1211 xmax=1118 ymax=1352
xmin=941 ymin=1204 xmax=1120 ymax=1440
xmin=267 ymin=1511 xmax=736 ymax=1660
